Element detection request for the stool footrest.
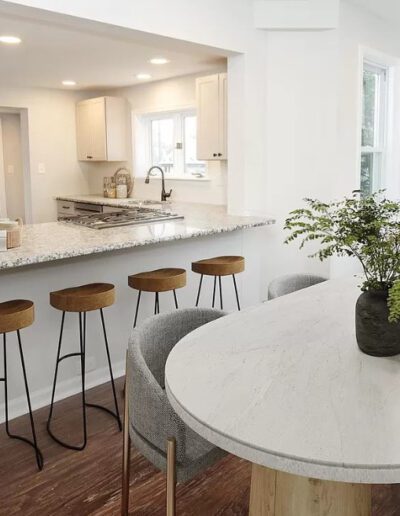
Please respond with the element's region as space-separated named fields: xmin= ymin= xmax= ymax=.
xmin=58 ymin=352 xmax=82 ymax=363
xmin=85 ymin=402 xmax=122 ymax=425
xmin=6 ymin=431 xmax=44 ymax=469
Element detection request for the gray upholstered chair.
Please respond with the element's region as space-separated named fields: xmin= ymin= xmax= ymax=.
xmin=268 ymin=273 xmax=327 ymax=300
xmin=121 ymin=308 xmax=227 ymax=516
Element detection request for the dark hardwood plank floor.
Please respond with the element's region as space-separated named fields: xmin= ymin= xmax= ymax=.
xmin=0 ymin=378 xmax=399 ymax=515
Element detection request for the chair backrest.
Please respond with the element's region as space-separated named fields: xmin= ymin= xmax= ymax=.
xmin=130 ymin=308 xmax=225 ymax=389
xmin=268 ymin=273 xmax=327 ymax=300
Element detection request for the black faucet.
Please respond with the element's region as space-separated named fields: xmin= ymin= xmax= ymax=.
xmin=145 ymin=166 xmax=172 ymax=202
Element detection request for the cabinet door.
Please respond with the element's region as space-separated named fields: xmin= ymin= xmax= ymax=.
xmin=76 ymin=98 xmax=107 ymax=161
xmin=90 ymin=98 xmax=107 ymax=161
xmin=218 ymin=73 xmax=227 ymax=159
xmin=76 ymin=101 xmax=92 ymax=160
xmin=196 ymin=74 xmax=220 ymax=160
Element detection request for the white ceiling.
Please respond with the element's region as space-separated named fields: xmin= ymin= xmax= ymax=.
xmin=346 ymin=0 xmax=400 ymax=28
xmin=0 ymin=7 xmax=227 ymax=91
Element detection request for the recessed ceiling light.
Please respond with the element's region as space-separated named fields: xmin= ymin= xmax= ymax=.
xmin=62 ymin=80 xmax=77 ymax=86
xmin=149 ymin=57 xmax=170 ymax=65
xmin=0 ymin=35 xmax=21 ymax=45
xmin=136 ymin=73 xmax=152 ymax=80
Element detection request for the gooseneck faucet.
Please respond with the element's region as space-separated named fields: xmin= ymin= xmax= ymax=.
xmin=145 ymin=166 xmax=172 ymax=202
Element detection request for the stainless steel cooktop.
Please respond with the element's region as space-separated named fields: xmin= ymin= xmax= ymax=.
xmin=63 ymin=208 xmax=184 ymax=229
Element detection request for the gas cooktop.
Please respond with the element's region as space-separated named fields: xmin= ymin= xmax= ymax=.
xmin=63 ymin=207 xmax=184 ymax=229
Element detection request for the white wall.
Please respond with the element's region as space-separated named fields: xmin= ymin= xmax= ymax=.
xmin=0 ymin=87 xmax=90 ymax=222
xmin=261 ymin=29 xmax=339 ymax=286
xmin=260 ymin=1 xmax=400 ymax=289
xmin=1 ymin=113 xmax=25 ymax=221
xmin=83 ymin=72 xmax=227 ymax=205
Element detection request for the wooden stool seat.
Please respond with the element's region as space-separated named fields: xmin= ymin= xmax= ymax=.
xmin=50 ymin=283 xmax=115 ymax=313
xmin=0 ymin=300 xmax=34 ymax=334
xmin=192 ymin=256 xmax=245 ymax=277
xmin=128 ymin=268 xmax=186 ymax=293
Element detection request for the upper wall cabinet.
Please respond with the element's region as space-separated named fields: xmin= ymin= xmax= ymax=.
xmin=76 ymin=96 xmax=128 ymax=162
xmin=196 ymin=73 xmax=227 ymax=161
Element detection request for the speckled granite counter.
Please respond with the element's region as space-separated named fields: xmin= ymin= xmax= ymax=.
xmin=0 ymin=202 xmax=274 ymax=270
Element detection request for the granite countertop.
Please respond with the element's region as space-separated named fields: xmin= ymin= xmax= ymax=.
xmin=0 ymin=201 xmax=275 ymax=271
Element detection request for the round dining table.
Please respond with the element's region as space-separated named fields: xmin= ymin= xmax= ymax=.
xmin=165 ymin=277 xmax=400 ymax=515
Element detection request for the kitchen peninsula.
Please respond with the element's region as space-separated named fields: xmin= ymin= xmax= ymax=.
xmin=0 ymin=200 xmax=274 ymax=423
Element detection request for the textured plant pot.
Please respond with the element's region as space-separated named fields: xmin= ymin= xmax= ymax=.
xmin=356 ymin=291 xmax=400 ymax=357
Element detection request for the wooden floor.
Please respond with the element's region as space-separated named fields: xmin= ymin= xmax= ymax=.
xmin=0 ymin=378 xmax=399 ymax=515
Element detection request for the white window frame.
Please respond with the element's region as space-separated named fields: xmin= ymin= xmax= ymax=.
xmin=360 ymin=60 xmax=389 ymax=194
xmin=139 ymin=108 xmax=207 ymax=180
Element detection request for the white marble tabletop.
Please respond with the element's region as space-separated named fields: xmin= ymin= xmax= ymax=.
xmin=165 ymin=277 xmax=400 ymax=484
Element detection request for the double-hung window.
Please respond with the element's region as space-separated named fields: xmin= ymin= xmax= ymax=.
xmin=360 ymin=61 xmax=389 ymax=196
xmin=144 ymin=109 xmax=206 ymax=179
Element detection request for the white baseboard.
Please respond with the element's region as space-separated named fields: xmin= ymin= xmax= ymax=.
xmin=0 ymin=359 xmax=126 ymax=424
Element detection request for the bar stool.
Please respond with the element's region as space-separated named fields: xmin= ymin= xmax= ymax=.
xmin=192 ymin=256 xmax=245 ymax=310
xmin=47 ymin=283 xmax=121 ymax=451
xmin=128 ymin=268 xmax=186 ymax=327
xmin=0 ymin=300 xmax=43 ymax=470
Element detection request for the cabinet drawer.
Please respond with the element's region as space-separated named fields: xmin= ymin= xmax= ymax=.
xmin=57 ymin=200 xmax=76 ymax=216
xmin=102 ymin=205 xmax=126 ymax=214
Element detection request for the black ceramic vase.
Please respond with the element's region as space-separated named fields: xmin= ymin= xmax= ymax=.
xmin=356 ymin=291 xmax=400 ymax=357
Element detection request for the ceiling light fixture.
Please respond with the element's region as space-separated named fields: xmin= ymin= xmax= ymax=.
xmin=0 ymin=35 xmax=22 ymax=45
xmin=62 ymin=80 xmax=77 ymax=86
xmin=149 ymin=57 xmax=170 ymax=65
xmin=136 ymin=73 xmax=152 ymax=80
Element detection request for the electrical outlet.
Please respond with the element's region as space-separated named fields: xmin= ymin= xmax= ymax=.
xmin=38 ymin=163 xmax=46 ymax=175
xmin=7 ymin=165 xmax=14 ymax=175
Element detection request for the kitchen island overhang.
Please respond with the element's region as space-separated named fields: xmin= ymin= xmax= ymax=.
xmin=0 ymin=202 xmax=275 ymax=424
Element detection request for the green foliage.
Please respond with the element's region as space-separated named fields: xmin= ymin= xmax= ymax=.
xmin=284 ymin=191 xmax=400 ymax=322
xmin=388 ymin=281 xmax=400 ymax=323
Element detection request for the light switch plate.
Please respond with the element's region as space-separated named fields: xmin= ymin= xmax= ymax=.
xmin=7 ymin=165 xmax=14 ymax=175
xmin=38 ymin=163 xmax=46 ymax=175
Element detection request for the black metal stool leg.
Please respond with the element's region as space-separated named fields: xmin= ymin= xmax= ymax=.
xmin=84 ymin=309 xmax=121 ymax=431
xmin=232 ymin=274 xmax=241 ymax=310
xmin=195 ymin=275 xmax=203 ymax=307
xmin=79 ymin=312 xmax=88 ymax=448
xmin=212 ymin=276 xmax=217 ymax=308
xmin=154 ymin=292 xmax=160 ymax=315
xmin=218 ymin=276 xmax=223 ymax=310
xmin=47 ymin=311 xmax=65 ymax=431
xmin=2 ymin=332 xmax=44 ymax=470
xmin=133 ymin=290 xmax=142 ymax=328
xmin=47 ymin=311 xmax=87 ymax=450
xmin=173 ymin=290 xmax=179 ymax=309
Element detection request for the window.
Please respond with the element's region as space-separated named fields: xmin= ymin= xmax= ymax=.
xmin=360 ymin=61 xmax=388 ymax=196
xmin=144 ymin=110 xmax=206 ymax=178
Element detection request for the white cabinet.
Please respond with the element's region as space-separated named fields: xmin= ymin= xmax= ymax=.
xmin=196 ymin=73 xmax=227 ymax=161
xmin=76 ymin=96 xmax=128 ymax=162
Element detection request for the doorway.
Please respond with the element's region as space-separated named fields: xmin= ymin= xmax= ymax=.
xmin=0 ymin=109 xmax=32 ymax=222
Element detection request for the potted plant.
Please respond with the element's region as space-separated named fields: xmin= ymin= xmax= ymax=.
xmin=284 ymin=191 xmax=400 ymax=357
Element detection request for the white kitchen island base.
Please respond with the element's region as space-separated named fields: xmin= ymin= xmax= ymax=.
xmin=249 ymin=464 xmax=371 ymax=516
xmin=0 ymin=212 xmax=272 ymax=424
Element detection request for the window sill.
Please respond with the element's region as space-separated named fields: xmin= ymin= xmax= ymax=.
xmin=140 ymin=176 xmax=211 ymax=183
